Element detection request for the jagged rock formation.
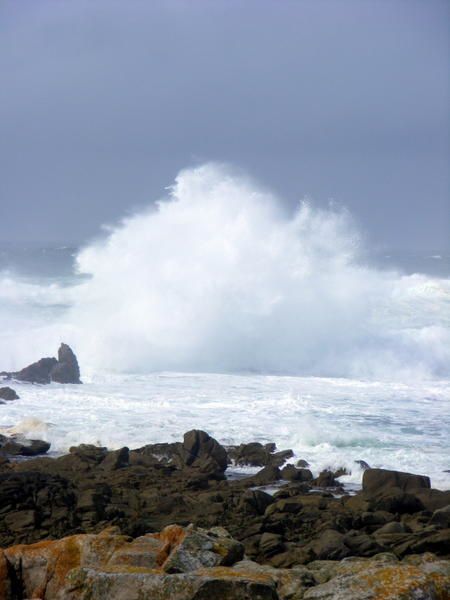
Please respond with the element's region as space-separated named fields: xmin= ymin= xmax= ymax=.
xmin=0 ymin=430 xmax=449 ymax=573
xmin=1 ymin=343 xmax=81 ymax=384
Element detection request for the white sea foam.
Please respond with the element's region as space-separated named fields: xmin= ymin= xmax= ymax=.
xmin=0 ymin=372 xmax=449 ymax=489
xmin=1 ymin=163 xmax=450 ymax=377
xmin=66 ymin=163 xmax=449 ymax=378
xmin=0 ymin=164 xmax=449 ymax=487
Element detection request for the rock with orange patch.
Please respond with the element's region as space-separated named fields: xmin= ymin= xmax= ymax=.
xmin=303 ymin=557 xmax=450 ymax=599
xmin=3 ymin=529 xmax=129 ymax=599
xmin=159 ymin=524 xmax=244 ymax=573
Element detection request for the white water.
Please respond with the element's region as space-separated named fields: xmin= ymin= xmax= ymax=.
xmin=0 ymin=164 xmax=449 ymax=488
xmin=0 ymin=372 xmax=449 ymax=489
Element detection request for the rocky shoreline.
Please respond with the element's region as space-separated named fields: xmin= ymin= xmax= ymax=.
xmin=0 ymin=428 xmax=449 ymax=598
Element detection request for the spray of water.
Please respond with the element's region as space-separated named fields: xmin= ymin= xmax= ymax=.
xmin=65 ymin=163 xmax=449 ymax=378
xmin=1 ymin=163 xmax=449 ymax=377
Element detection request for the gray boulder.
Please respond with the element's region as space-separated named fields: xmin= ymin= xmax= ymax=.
xmin=0 ymin=387 xmax=19 ymax=401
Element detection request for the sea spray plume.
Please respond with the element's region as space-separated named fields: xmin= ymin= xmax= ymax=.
xmin=70 ymin=163 xmax=450 ymax=377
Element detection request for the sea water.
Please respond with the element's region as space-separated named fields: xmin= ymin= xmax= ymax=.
xmin=1 ymin=164 xmax=449 ymax=488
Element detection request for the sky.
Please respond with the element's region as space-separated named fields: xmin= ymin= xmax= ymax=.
xmin=0 ymin=0 xmax=449 ymax=252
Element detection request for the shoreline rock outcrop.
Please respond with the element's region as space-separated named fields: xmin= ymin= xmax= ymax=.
xmin=0 ymin=525 xmax=449 ymax=599
xmin=0 ymin=430 xmax=449 ymax=598
xmin=1 ymin=343 xmax=81 ymax=384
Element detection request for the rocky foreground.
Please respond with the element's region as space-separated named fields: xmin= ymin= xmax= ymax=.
xmin=0 ymin=429 xmax=449 ymax=599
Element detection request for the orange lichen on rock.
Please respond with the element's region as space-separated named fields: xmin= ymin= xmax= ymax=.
xmin=153 ymin=524 xmax=187 ymax=566
xmin=195 ymin=566 xmax=274 ymax=584
xmin=359 ymin=565 xmax=450 ymax=600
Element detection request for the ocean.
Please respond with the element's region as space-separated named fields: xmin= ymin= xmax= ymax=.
xmin=1 ymin=165 xmax=449 ymax=489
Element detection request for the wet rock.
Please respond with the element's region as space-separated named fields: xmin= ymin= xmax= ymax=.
xmin=281 ymin=464 xmax=313 ymax=482
xmin=247 ymin=465 xmax=282 ymax=485
xmin=311 ymin=529 xmax=351 ymax=560
xmin=8 ymin=357 xmax=57 ymax=384
xmin=2 ymin=343 xmax=81 ymax=384
xmin=259 ymin=532 xmax=284 ymax=557
xmin=0 ymin=387 xmax=19 ymax=401
xmin=228 ymin=442 xmax=293 ymax=468
xmin=363 ymin=468 xmax=431 ymax=495
xmin=228 ymin=442 xmax=269 ymax=466
xmin=182 ymin=429 xmax=228 ymax=479
xmin=414 ymin=488 xmax=450 ymax=511
xmin=430 ymin=505 xmax=450 ymax=528
xmin=238 ymin=489 xmax=274 ymax=515
xmin=368 ymin=488 xmax=425 ymax=514
xmin=296 ymin=459 xmax=310 ymax=468
xmin=50 ymin=343 xmax=82 ymax=384
xmin=0 ymin=434 xmax=50 ymax=457
xmin=313 ymin=470 xmax=339 ymax=488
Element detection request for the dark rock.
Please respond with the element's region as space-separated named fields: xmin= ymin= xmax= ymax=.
xmin=100 ymin=447 xmax=130 ymax=471
xmin=2 ymin=343 xmax=81 ymax=385
xmin=0 ymin=435 xmax=50 ymax=457
xmin=259 ymin=532 xmax=284 ymax=557
xmin=343 ymin=532 xmax=383 ymax=556
xmin=264 ymin=442 xmax=277 ymax=453
xmin=228 ymin=442 xmax=293 ymax=468
xmin=311 ymin=529 xmax=351 ymax=560
xmin=50 ymin=343 xmax=81 ymax=384
xmin=296 ymin=459 xmax=310 ymax=468
xmin=314 ymin=470 xmax=339 ymax=488
xmin=375 ymin=521 xmax=407 ymax=535
xmin=430 ymin=505 xmax=450 ymax=529
xmin=247 ymin=465 xmax=282 ymax=485
xmin=368 ymin=488 xmax=425 ymax=514
xmin=363 ymin=468 xmax=431 ymax=495
xmin=9 ymin=357 xmax=57 ymax=384
xmin=228 ymin=442 xmax=270 ymax=467
xmin=239 ymin=489 xmax=274 ymax=515
xmin=281 ymin=464 xmax=313 ymax=482
xmin=414 ymin=489 xmax=450 ymax=512
xmin=182 ymin=430 xmax=228 ymax=479
xmin=0 ymin=387 xmax=19 ymax=401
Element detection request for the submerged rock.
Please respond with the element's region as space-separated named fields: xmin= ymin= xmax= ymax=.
xmin=0 ymin=387 xmax=19 ymax=401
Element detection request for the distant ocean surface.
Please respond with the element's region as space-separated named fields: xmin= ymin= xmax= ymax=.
xmin=1 ymin=166 xmax=449 ymax=488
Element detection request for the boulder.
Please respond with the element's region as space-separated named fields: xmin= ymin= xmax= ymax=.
xmin=314 ymin=470 xmax=339 ymax=488
xmin=303 ymin=556 xmax=450 ymax=599
xmin=160 ymin=524 xmax=244 ymax=573
xmin=181 ymin=430 xmax=228 ymax=479
xmin=311 ymin=529 xmax=351 ymax=560
xmin=228 ymin=442 xmax=293 ymax=468
xmin=363 ymin=468 xmax=431 ymax=495
xmin=0 ymin=387 xmax=19 ymax=401
xmin=0 ymin=434 xmax=50 ymax=457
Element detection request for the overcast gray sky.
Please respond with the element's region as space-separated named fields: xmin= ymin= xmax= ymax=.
xmin=0 ymin=0 xmax=449 ymax=251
